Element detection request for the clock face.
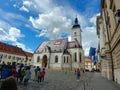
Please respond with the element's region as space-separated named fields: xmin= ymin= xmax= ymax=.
xmin=54 ymin=41 xmax=61 ymax=45
xmin=54 ymin=41 xmax=62 ymax=45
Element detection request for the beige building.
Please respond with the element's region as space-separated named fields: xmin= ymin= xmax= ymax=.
xmin=0 ymin=42 xmax=33 ymax=65
xmin=84 ymin=57 xmax=100 ymax=72
xmin=84 ymin=57 xmax=94 ymax=71
xmin=97 ymin=0 xmax=120 ymax=84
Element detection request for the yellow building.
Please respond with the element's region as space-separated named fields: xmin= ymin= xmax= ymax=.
xmin=97 ymin=0 xmax=120 ymax=84
xmin=84 ymin=57 xmax=93 ymax=71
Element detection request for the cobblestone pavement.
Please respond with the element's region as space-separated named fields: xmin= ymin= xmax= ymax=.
xmin=1 ymin=69 xmax=120 ymax=90
xmin=18 ymin=69 xmax=92 ymax=90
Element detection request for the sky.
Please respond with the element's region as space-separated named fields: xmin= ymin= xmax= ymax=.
xmin=0 ymin=0 xmax=100 ymax=56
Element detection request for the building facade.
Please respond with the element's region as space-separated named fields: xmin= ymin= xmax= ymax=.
xmin=84 ymin=57 xmax=94 ymax=71
xmin=97 ymin=0 xmax=120 ymax=84
xmin=33 ymin=17 xmax=84 ymax=70
xmin=0 ymin=42 xmax=33 ymax=65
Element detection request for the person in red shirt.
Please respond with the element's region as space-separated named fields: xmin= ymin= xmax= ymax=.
xmin=12 ymin=68 xmax=18 ymax=79
xmin=76 ymin=68 xmax=81 ymax=81
xmin=41 ymin=68 xmax=46 ymax=82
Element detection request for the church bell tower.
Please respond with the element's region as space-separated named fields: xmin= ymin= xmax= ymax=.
xmin=71 ymin=17 xmax=82 ymax=46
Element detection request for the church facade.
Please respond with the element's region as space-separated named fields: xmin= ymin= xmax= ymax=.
xmin=33 ymin=17 xmax=84 ymax=70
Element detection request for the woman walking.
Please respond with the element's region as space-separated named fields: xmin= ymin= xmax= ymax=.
xmin=23 ymin=66 xmax=31 ymax=86
xmin=76 ymin=68 xmax=81 ymax=81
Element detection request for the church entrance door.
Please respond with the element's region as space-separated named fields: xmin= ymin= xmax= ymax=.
xmin=42 ymin=55 xmax=47 ymax=68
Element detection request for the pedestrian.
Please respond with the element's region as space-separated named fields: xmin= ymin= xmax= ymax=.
xmin=0 ymin=77 xmax=18 ymax=90
xmin=34 ymin=66 xmax=38 ymax=81
xmin=41 ymin=68 xmax=46 ymax=82
xmin=17 ymin=67 xmax=21 ymax=82
xmin=76 ymin=68 xmax=81 ymax=81
xmin=23 ymin=66 xmax=31 ymax=86
xmin=37 ymin=68 xmax=42 ymax=83
xmin=12 ymin=68 xmax=18 ymax=80
xmin=20 ymin=68 xmax=26 ymax=82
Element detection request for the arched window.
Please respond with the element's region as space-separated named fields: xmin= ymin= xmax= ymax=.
xmin=37 ymin=56 xmax=40 ymax=62
xmin=0 ymin=54 xmax=3 ymax=59
xmin=55 ymin=55 xmax=58 ymax=63
xmin=64 ymin=56 xmax=65 ymax=63
xmin=79 ymin=53 xmax=82 ymax=63
xmin=8 ymin=56 xmax=11 ymax=59
xmin=67 ymin=56 xmax=68 ymax=63
xmin=12 ymin=56 xmax=15 ymax=60
xmin=74 ymin=32 xmax=76 ymax=35
xmin=74 ymin=52 xmax=77 ymax=62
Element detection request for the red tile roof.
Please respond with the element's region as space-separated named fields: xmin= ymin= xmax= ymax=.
xmin=25 ymin=51 xmax=33 ymax=57
xmin=0 ymin=42 xmax=33 ymax=57
xmin=84 ymin=58 xmax=92 ymax=63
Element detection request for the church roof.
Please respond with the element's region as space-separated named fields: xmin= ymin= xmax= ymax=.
xmin=35 ymin=38 xmax=82 ymax=53
xmin=67 ymin=41 xmax=80 ymax=49
xmin=36 ymin=39 xmax=68 ymax=53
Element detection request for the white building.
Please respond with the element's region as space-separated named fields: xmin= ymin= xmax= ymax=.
xmin=0 ymin=42 xmax=33 ymax=65
xmin=33 ymin=17 xmax=84 ymax=70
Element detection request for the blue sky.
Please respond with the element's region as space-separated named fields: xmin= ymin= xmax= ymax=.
xmin=0 ymin=0 xmax=100 ymax=56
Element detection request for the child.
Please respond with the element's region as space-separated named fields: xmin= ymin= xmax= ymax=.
xmin=41 ymin=68 xmax=46 ymax=82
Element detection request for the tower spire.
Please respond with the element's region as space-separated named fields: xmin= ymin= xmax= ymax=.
xmin=75 ymin=15 xmax=78 ymax=25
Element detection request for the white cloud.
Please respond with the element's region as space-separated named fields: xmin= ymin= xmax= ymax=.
xmin=0 ymin=8 xmax=33 ymax=52
xmin=9 ymin=27 xmax=24 ymax=41
xmin=89 ymin=13 xmax=100 ymax=26
xmin=13 ymin=4 xmax=17 ymax=7
xmin=13 ymin=0 xmax=99 ymax=56
xmin=26 ymin=0 xmax=98 ymax=56
xmin=20 ymin=6 xmax=29 ymax=12
xmin=13 ymin=42 xmax=33 ymax=53
xmin=0 ymin=27 xmax=24 ymax=42
xmin=82 ymin=26 xmax=98 ymax=56
xmin=68 ymin=36 xmax=71 ymax=41
xmin=29 ymin=9 xmax=72 ymax=40
xmin=23 ymin=0 xmax=32 ymax=7
xmin=0 ymin=26 xmax=32 ymax=52
xmin=80 ymin=13 xmax=100 ymax=56
xmin=0 ymin=8 xmax=29 ymax=27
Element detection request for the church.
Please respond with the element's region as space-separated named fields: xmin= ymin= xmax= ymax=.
xmin=33 ymin=17 xmax=84 ymax=70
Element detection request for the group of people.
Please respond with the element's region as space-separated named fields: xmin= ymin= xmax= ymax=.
xmin=34 ymin=66 xmax=46 ymax=83
xmin=0 ymin=65 xmax=46 ymax=90
xmin=17 ymin=66 xmax=31 ymax=86
xmin=0 ymin=62 xmax=32 ymax=86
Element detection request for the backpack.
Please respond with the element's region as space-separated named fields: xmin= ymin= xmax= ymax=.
xmin=37 ymin=71 xmax=42 ymax=77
